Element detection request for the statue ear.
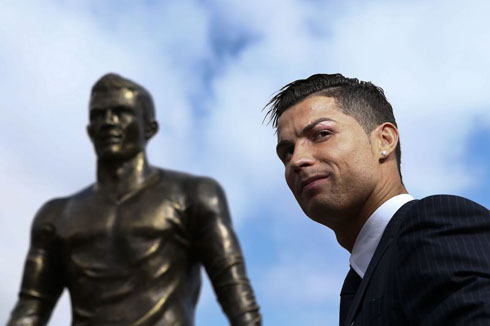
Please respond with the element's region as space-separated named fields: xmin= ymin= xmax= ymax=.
xmin=145 ymin=121 xmax=159 ymax=140
xmin=87 ymin=125 xmax=94 ymax=140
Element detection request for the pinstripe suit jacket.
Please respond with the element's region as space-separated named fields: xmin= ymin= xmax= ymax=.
xmin=343 ymin=195 xmax=490 ymax=326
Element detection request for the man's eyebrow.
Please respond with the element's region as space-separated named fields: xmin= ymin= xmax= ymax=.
xmin=276 ymin=118 xmax=335 ymax=154
xmin=276 ymin=139 xmax=293 ymax=154
xmin=302 ymin=118 xmax=335 ymax=135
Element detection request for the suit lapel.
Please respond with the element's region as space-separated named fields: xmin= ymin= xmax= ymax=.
xmin=344 ymin=200 xmax=418 ymax=326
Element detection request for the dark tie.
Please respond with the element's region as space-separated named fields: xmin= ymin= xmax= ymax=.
xmin=339 ymin=267 xmax=362 ymax=326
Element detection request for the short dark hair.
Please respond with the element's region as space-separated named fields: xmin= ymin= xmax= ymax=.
xmin=91 ymin=73 xmax=156 ymax=125
xmin=265 ymin=73 xmax=402 ymax=177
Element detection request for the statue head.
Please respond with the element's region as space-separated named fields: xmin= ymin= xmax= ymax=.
xmin=87 ymin=73 xmax=159 ymax=161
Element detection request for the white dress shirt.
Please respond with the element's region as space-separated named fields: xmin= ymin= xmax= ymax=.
xmin=349 ymin=194 xmax=415 ymax=278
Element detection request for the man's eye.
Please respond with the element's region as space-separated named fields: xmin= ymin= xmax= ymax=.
xmin=279 ymin=146 xmax=294 ymax=164
xmin=313 ymin=130 xmax=331 ymax=140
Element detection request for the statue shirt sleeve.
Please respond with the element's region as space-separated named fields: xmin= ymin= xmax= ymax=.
xmin=7 ymin=199 xmax=65 ymax=326
xmin=189 ymin=177 xmax=262 ymax=326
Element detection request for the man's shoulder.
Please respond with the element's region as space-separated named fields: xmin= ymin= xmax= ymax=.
xmin=395 ymin=194 xmax=490 ymax=238
xmin=410 ymin=194 xmax=488 ymax=214
xmin=419 ymin=194 xmax=484 ymax=205
xmin=383 ymin=195 xmax=490 ymax=325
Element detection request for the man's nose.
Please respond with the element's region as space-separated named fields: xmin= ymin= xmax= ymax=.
xmin=290 ymin=141 xmax=314 ymax=172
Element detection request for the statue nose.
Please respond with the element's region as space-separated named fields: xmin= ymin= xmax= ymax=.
xmin=104 ymin=110 xmax=119 ymax=124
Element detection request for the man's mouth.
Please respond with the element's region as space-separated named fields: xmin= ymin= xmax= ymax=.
xmin=300 ymin=175 xmax=329 ymax=194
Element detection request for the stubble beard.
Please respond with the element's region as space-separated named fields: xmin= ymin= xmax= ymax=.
xmin=301 ymin=175 xmax=371 ymax=231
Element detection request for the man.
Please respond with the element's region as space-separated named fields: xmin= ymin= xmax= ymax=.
xmin=8 ymin=73 xmax=261 ymax=326
xmin=265 ymin=73 xmax=490 ymax=325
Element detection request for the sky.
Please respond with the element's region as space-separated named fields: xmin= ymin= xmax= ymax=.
xmin=1 ymin=0 xmax=489 ymax=325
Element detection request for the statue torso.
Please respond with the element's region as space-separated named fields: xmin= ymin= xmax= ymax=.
xmin=54 ymin=169 xmax=201 ymax=326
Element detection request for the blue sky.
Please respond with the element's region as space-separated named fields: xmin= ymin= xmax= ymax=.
xmin=1 ymin=0 xmax=489 ymax=325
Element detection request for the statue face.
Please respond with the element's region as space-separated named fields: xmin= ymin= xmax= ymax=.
xmin=88 ymin=89 xmax=147 ymax=161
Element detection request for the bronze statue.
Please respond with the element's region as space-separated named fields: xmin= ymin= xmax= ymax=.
xmin=7 ymin=74 xmax=261 ymax=326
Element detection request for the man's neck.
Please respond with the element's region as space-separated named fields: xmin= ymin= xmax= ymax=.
xmin=336 ymin=180 xmax=408 ymax=253
xmin=96 ymin=152 xmax=156 ymax=198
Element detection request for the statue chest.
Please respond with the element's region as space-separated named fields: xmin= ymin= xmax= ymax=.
xmin=55 ymin=191 xmax=192 ymax=271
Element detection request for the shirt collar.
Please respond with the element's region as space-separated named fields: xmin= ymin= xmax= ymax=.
xmin=349 ymin=194 xmax=415 ymax=278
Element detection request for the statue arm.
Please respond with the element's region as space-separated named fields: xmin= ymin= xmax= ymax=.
xmin=7 ymin=199 xmax=66 ymax=326
xmin=192 ymin=178 xmax=261 ymax=326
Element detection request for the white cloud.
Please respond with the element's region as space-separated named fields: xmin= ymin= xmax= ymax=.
xmin=261 ymin=258 xmax=344 ymax=304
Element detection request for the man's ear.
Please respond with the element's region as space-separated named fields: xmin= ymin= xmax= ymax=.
xmin=373 ymin=122 xmax=399 ymax=161
xmin=145 ymin=121 xmax=159 ymax=140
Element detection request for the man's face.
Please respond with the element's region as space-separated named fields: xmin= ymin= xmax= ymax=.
xmin=88 ymin=89 xmax=147 ymax=161
xmin=276 ymin=96 xmax=380 ymax=229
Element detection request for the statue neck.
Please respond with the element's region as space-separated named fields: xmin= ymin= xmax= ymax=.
xmin=96 ymin=152 xmax=156 ymax=198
